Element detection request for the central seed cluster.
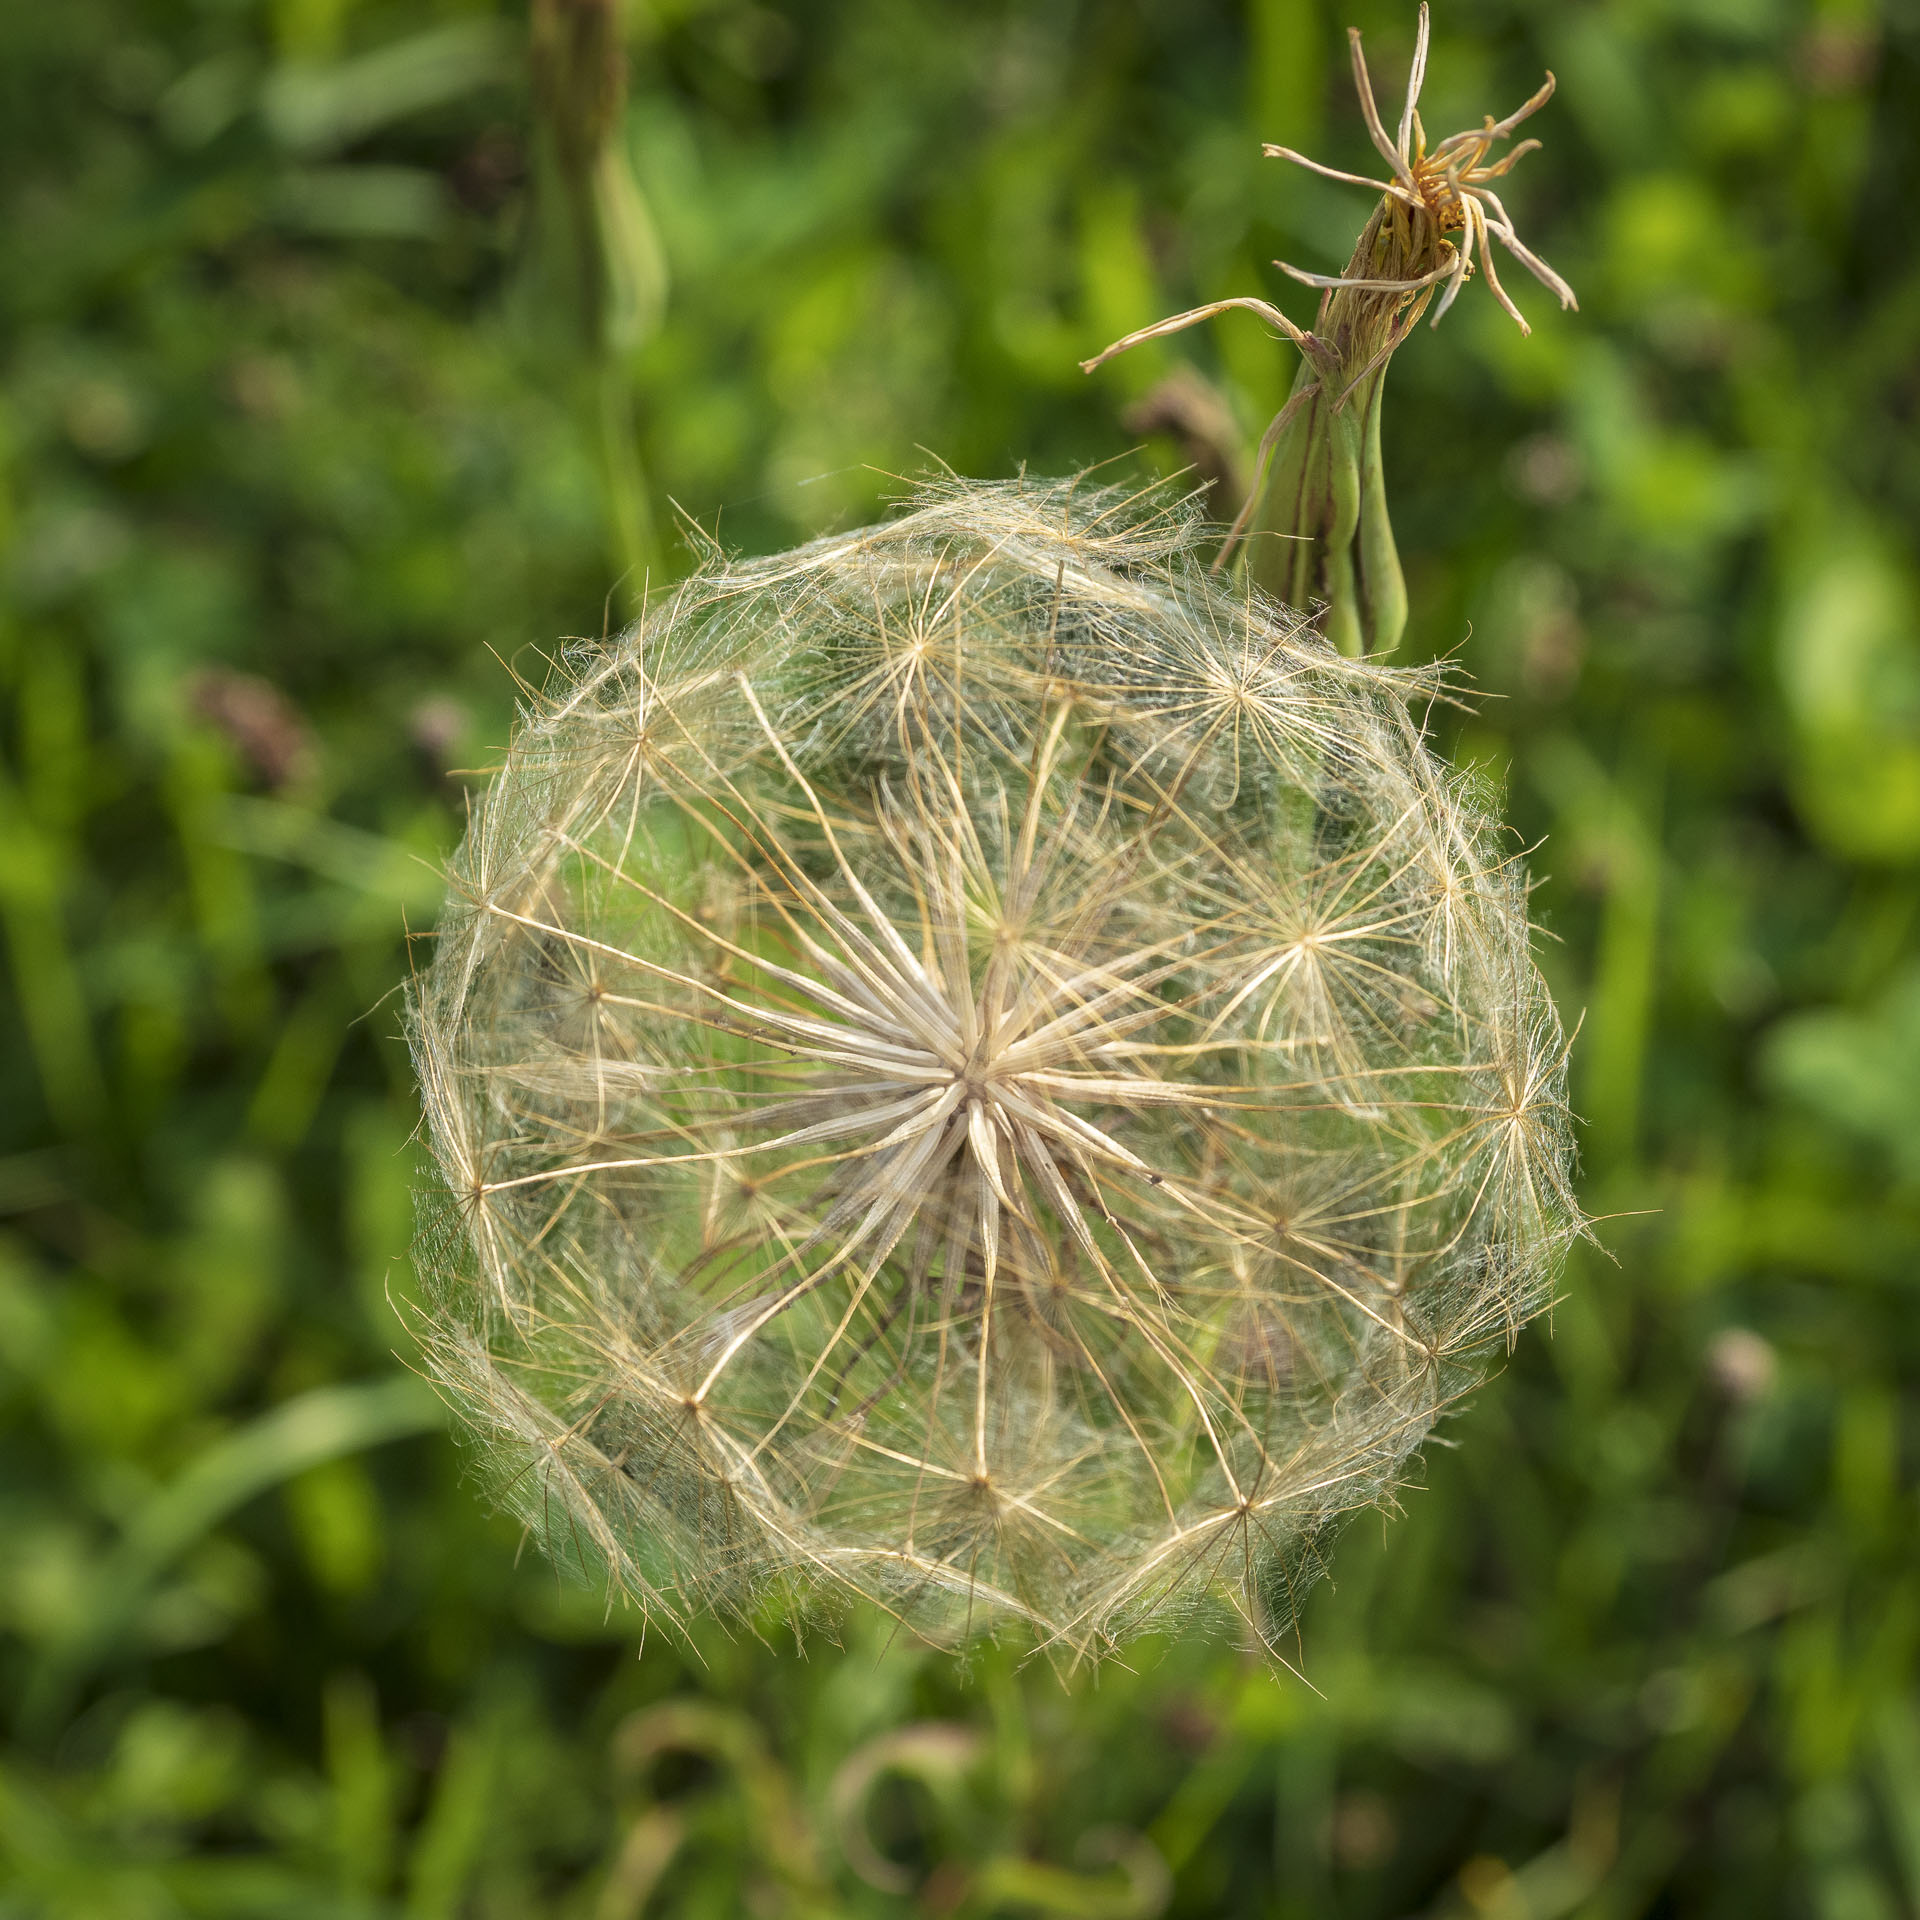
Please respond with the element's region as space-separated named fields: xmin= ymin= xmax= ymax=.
xmin=409 ymin=475 xmax=1580 ymax=1665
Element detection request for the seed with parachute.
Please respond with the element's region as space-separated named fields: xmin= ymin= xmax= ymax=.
xmin=407 ymin=473 xmax=1582 ymax=1665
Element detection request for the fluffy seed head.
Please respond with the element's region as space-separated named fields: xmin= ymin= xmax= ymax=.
xmin=408 ymin=475 xmax=1581 ymax=1666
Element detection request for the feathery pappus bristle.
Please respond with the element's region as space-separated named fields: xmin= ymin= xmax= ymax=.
xmin=407 ymin=473 xmax=1582 ymax=1667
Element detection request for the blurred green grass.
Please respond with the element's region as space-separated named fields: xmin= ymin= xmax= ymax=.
xmin=1 ymin=0 xmax=1916 ymax=1913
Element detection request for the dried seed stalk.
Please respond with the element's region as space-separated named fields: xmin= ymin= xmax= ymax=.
xmin=1086 ymin=4 xmax=1576 ymax=657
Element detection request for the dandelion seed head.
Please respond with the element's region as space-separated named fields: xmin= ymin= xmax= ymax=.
xmin=408 ymin=473 xmax=1582 ymax=1665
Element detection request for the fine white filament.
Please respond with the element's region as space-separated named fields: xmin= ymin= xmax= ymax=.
xmin=409 ymin=475 xmax=1581 ymax=1667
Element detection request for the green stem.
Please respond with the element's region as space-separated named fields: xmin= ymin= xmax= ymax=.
xmin=598 ymin=366 xmax=656 ymax=602
xmin=1248 ymin=361 xmax=1404 ymax=658
xmin=1354 ymin=365 xmax=1407 ymax=654
xmin=1253 ymin=362 xmax=1322 ymax=613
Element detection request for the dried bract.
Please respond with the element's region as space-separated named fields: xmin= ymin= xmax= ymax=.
xmin=408 ymin=475 xmax=1581 ymax=1665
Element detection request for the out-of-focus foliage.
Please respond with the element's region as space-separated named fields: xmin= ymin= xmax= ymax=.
xmin=0 ymin=0 xmax=1914 ymax=1914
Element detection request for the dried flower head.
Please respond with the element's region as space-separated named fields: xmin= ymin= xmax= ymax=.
xmin=408 ymin=475 xmax=1581 ymax=1666
xmin=1086 ymin=4 xmax=1576 ymax=658
xmin=1264 ymin=2 xmax=1576 ymax=338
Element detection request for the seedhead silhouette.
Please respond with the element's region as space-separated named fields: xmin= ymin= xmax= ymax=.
xmin=409 ymin=475 xmax=1580 ymax=1665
